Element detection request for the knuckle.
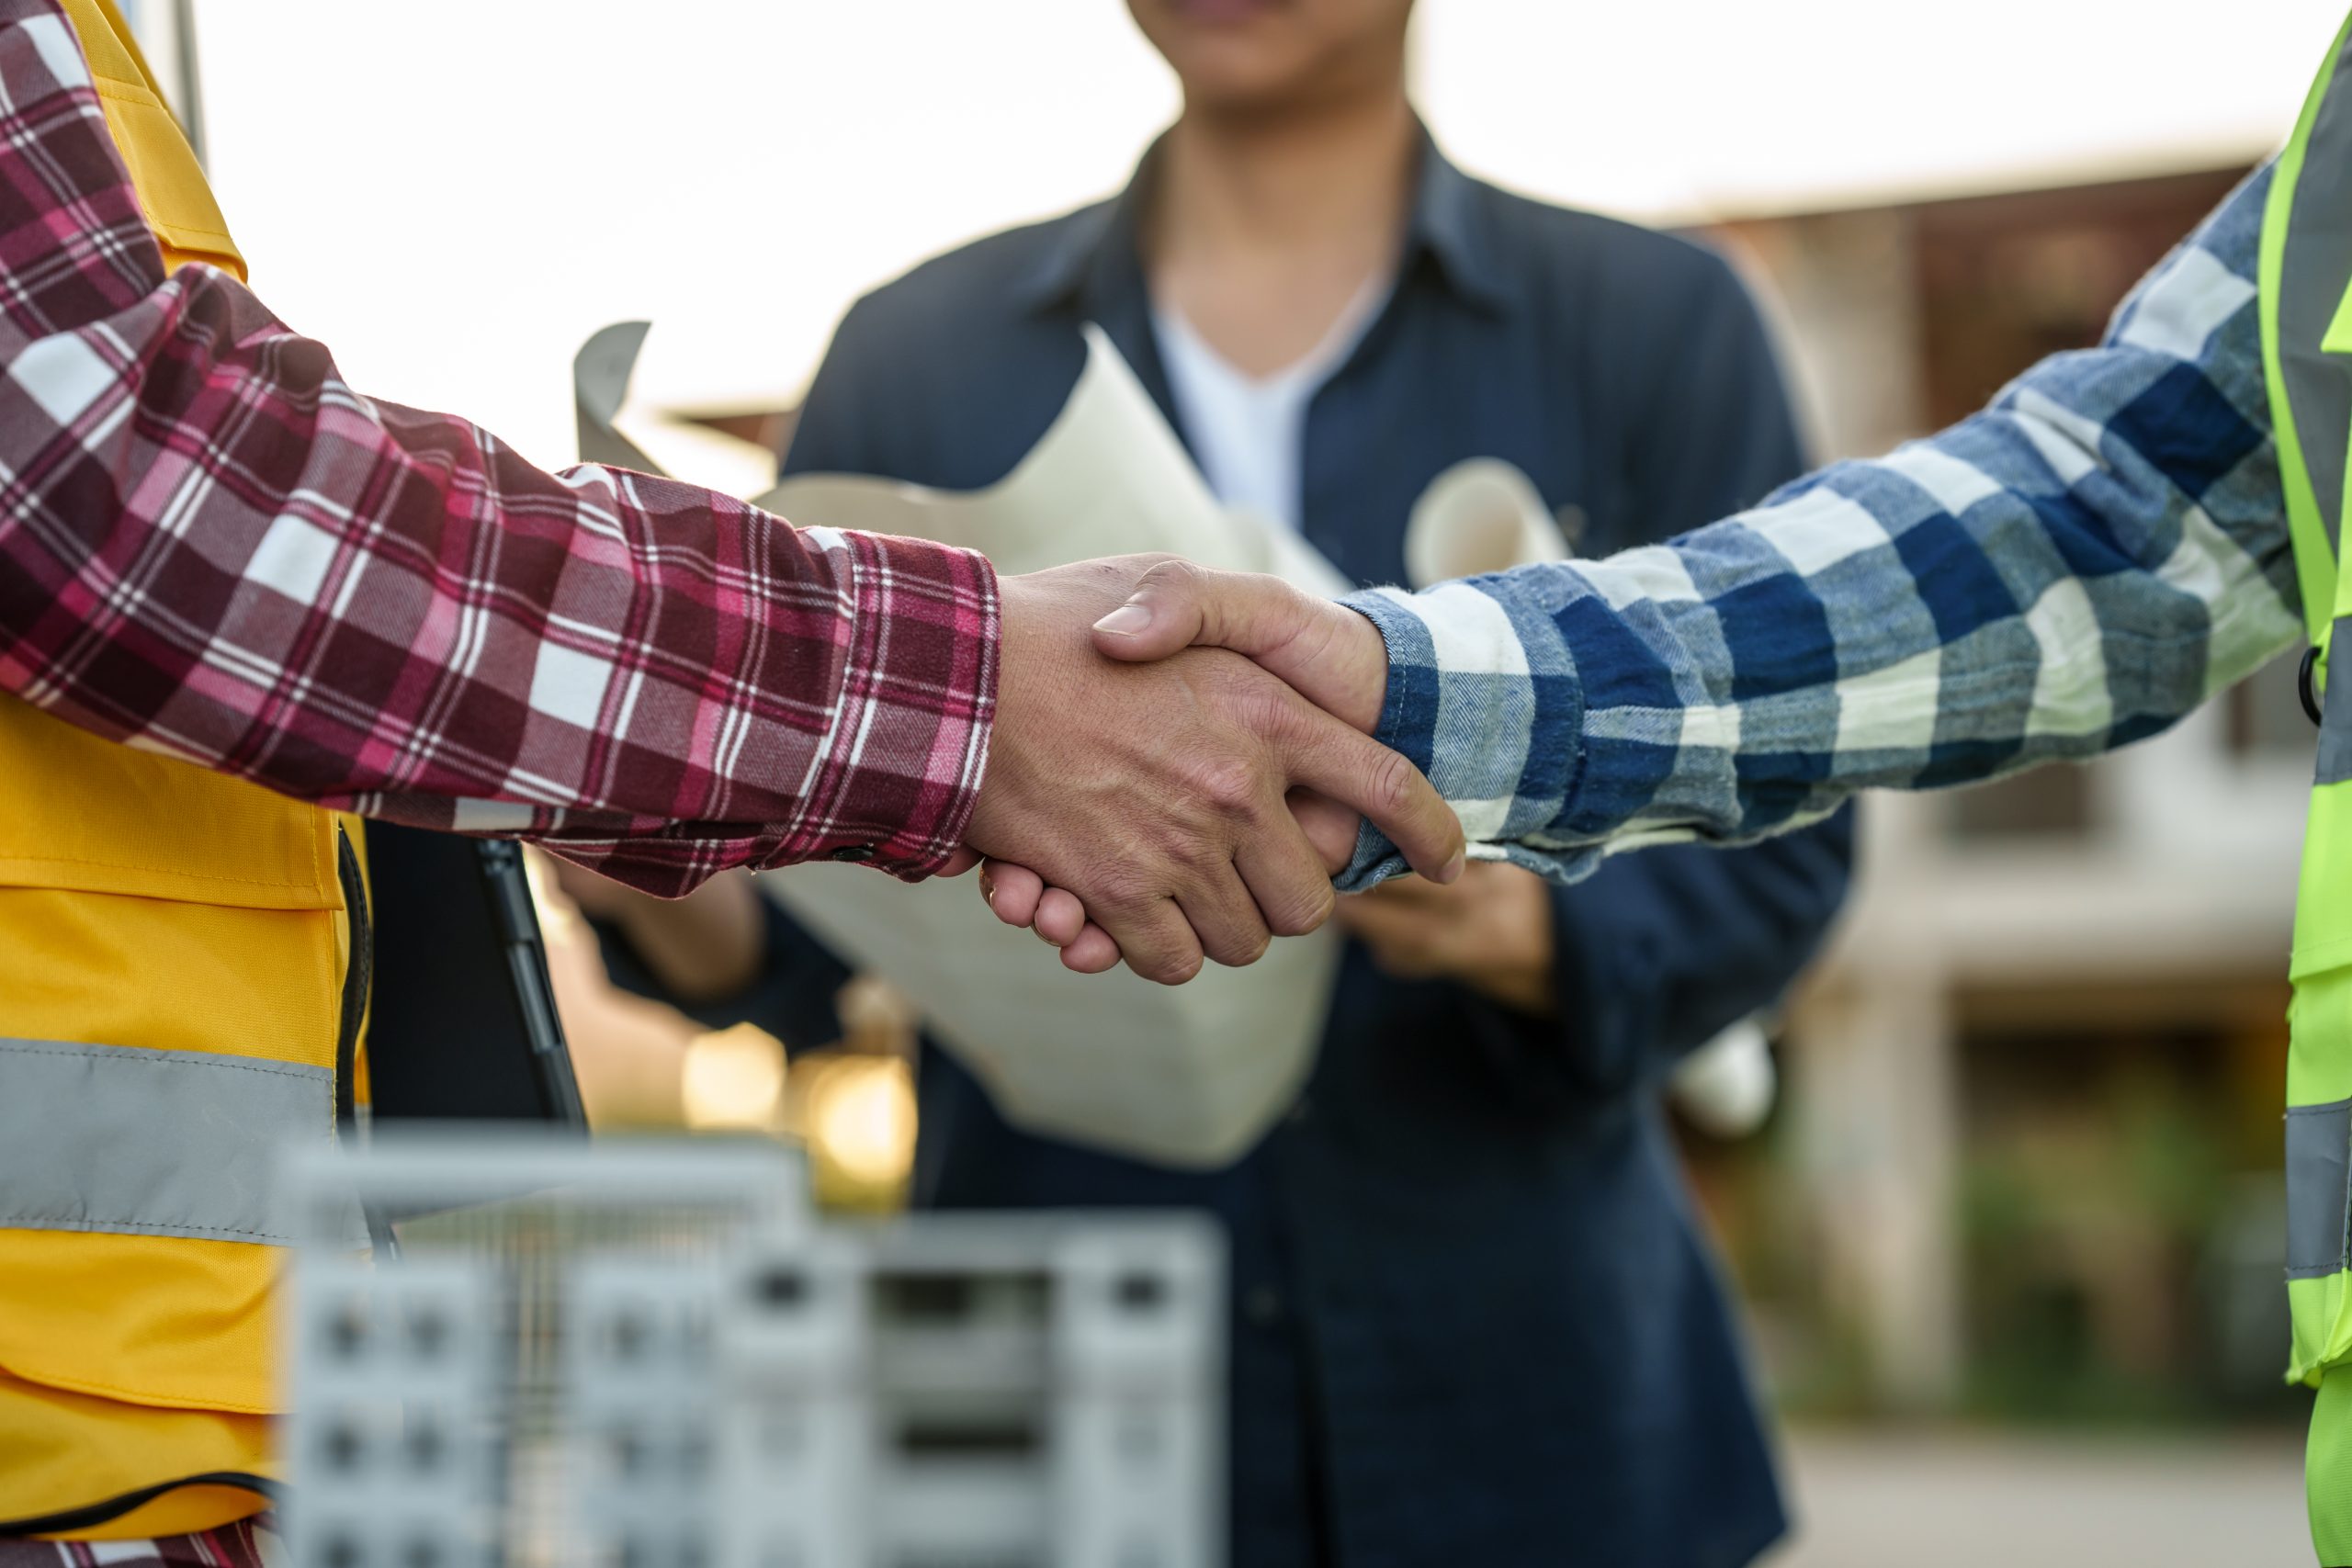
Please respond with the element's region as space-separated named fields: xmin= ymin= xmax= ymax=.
xmin=1140 ymin=948 xmax=1204 ymax=987
xmin=1142 ymin=557 xmax=1205 ymax=590
xmin=1195 ymin=756 xmax=1263 ymax=817
xmin=1149 ymin=820 xmax=1225 ymax=885
xmin=1370 ymin=749 xmax=1422 ymax=819
xmin=1136 ymin=558 xmax=1214 ymax=621
xmin=1269 ymin=882 xmax=1335 ymax=939
xmin=1204 ymin=913 xmax=1272 ymax=966
xmin=1222 ymin=678 xmax=1295 ymax=744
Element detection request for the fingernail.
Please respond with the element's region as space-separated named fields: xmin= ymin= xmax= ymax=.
xmin=1094 ymin=602 xmax=1152 ymax=637
xmin=1441 ymin=849 xmax=1466 ymax=884
xmin=1043 ymin=931 xmax=1068 ymax=948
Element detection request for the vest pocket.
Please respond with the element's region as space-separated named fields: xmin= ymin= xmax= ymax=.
xmin=0 ymin=699 xmax=339 ymax=911
xmin=0 ymin=698 xmax=345 ymax=1066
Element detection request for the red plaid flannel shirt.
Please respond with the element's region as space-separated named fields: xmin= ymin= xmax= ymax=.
xmin=0 ymin=0 xmax=997 ymax=896
xmin=0 ymin=1515 xmax=267 ymax=1568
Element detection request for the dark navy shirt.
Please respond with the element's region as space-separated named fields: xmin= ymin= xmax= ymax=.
xmin=604 ymin=134 xmax=1853 ymax=1568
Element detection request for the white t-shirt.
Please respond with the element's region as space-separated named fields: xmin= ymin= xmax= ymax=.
xmin=1149 ymin=275 xmax=1390 ymax=535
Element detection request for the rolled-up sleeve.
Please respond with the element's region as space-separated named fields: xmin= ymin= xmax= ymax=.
xmin=1342 ymin=162 xmax=2301 ymax=889
xmin=0 ymin=2 xmax=996 ymax=897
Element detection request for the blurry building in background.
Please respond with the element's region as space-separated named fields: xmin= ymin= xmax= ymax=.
xmin=1692 ymin=162 xmax=2307 ymax=1425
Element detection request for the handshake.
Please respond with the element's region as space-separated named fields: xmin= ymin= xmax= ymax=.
xmin=952 ymin=555 xmax=1464 ymax=986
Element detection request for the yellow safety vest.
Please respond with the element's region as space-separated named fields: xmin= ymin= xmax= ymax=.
xmin=0 ymin=0 xmax=369 ymax=1540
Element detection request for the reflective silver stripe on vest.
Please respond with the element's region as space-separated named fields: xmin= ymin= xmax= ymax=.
xmin=2322 ymin=615 xmax=2352 ymax=785
xmin=2290 ymin=1096 xmax=2352 ymax=1279
xmin=2281 ymin=27 xmax=2352 ymax=566
xmin=0 ymin=1036 xmax=350 ymax=1247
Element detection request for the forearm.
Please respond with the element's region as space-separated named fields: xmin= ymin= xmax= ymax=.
xmin=1340 ymin=163 xmax=2301 ymax=890
xmin=0 ymin=269 xmax=998 ymax=895
xmin=0 ymin=12 xmax=997 ymax=897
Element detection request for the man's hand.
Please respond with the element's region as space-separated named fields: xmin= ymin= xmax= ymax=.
xmin=965 ymin=558 xmax=1463 ymax=985
xmin=1335 ymin=862 xmax=1555 ymax=1017
xmin=977 ymin=560 xmax=1417 ymax=973
xmin=1090 ymin=558 xmax=1389 ymax=729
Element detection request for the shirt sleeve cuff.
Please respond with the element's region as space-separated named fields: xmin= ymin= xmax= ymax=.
xmin=1333 ymin=592 xmax=1432 ymax=892
xmin=783 ymin=528 xmax=1001 ymax=881
xmin=1332 ymin=582 xmax=1596 ymax=893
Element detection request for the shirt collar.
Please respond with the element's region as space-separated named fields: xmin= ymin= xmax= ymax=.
xmin=1013 ymin=119 xmax=1510 ymax=320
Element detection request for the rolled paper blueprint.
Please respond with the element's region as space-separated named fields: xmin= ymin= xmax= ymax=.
xmin=576 ymin=321 xmax=1346 ymax=1168
xmin=1404 ymin=457 xmax=1573 ymax=586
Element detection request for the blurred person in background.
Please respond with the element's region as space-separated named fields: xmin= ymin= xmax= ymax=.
xmin=577 ymin=1 xmax=1853 ymax=1563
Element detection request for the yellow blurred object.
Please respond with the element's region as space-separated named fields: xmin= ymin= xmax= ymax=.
xmin=814 ymin=1057 xmax=918 ymax=1186
xmin=680 ymin=1023 xmax=788 ymax=1133
xmin=786 ymin=1051 xmax=918 ymax=1212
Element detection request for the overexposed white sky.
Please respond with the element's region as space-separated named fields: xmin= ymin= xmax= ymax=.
xmin=175 ymin=0 xmax=2347 ymax=477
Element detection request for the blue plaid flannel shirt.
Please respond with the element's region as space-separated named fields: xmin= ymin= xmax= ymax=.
xmin=1341 ymin=163 xmax=2306 ymax=891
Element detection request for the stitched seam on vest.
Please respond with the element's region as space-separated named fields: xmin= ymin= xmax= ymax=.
xmin=85 ymin=80 xmax=237 ymax=248
xmin=2295 ymin=931 xmax=2352 ymax=979
xmin=0 ymin=851 xmax=321 ymax=890
xmin=0 ymin=1355 xmax=277 ymax=1416
xmin=0 ymin=1043 xmax=328 ymax=1084
xmin=0 ymin=1215 xmax=293 ymax=1243
xmin=90 ymin=78 xmax=159 ymax=106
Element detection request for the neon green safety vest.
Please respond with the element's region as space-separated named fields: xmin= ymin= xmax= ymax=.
xmin=2264 ymin=12 xmax=2352 ymax=1562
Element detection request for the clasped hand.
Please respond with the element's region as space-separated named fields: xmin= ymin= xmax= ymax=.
xmin=956 ymin=555 xmax=1452 ymax=984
